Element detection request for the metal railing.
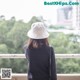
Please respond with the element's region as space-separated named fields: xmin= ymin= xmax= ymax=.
xmin=0 ymin=53 xmax=80 ymax=58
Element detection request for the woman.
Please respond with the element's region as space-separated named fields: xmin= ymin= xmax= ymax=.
xmin=25 ymin=22 xmax=57 ymax=80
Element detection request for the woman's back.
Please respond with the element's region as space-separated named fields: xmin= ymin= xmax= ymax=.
xmin=26 ymin=46 xmax=50 ymax=80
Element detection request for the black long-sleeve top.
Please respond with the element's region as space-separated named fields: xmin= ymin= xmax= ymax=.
xmin=25 ymin=46 xmax=57 ymax=80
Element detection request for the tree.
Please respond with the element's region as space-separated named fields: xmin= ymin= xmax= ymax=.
xmin=0 ymin=44 xmax=8 ymax=53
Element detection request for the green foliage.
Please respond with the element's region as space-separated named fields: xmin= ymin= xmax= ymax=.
xmin=10 ymin=59 xmax=28 ymax=73
xmin=0 ymin=44 xmax=8 ymax=53
xmin=7 ymin=21 xmax=27 ymax=50
xmin=49 ymin=25 xmax=66 ymax=29
xmin=0 ymin=59 xmax=28 ymax=73
xmin=49 ymin=33 xmax=80 ymax=54
xmin=0 ymin=20 xmax=8 ymax=43
xmin=56 ymin=59 xmax=80 ymax=73
xmin=0 ymin=59 xmax=10 ymax=68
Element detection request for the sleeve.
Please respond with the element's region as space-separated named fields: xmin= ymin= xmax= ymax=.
xmin=50 ymin=47 xmax=57 ymax=80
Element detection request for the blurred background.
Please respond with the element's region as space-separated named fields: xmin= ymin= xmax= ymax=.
xmin=0 ymin=0 xmax=80 ymax=74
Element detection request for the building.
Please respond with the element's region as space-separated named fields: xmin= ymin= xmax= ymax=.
xmin=57 ymin=0 xmax=80 ymax=29
xmin=57 ymin=6 xmax=73 ymax=29
xmin=72 ymin=0 xmax=80 ymax=29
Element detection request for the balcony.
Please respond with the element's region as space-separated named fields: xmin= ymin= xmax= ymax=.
xmin=0 ymin=54 xmax=80 ymax=80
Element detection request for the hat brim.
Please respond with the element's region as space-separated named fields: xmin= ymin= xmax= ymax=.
xmin=27 ymin=30 xmax=49 ymax=39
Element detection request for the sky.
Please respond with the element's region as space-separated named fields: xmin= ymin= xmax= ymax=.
xmin=0 ymin=0 xmax=60 ymax=24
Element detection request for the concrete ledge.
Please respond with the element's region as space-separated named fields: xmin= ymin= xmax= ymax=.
xmin=58 ymin=74 xmax=80 ymax=80
xmin=0 ymin=74 xmax=80 ymax=80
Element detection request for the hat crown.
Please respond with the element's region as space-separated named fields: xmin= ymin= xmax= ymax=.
xmin=27 ymin=22 xmax=49 ymax=39
xmin=31 ymin=22 xmax=46 ymax=29
xmin=31 ymin=22 xmax=46 ymax=35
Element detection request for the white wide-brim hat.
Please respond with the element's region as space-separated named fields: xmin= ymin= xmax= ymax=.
xmin=27 ymin=22 xmax=49 ymax=39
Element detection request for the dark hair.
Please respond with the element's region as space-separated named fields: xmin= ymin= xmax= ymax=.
xmin=27 ymin=38 xmax=49 ymax=49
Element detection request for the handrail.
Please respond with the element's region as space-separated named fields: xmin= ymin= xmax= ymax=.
xmin=0 ymin=73 xmax=80 ymax=76
xmin=0 ymin=54 xmax=80 ymax=58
